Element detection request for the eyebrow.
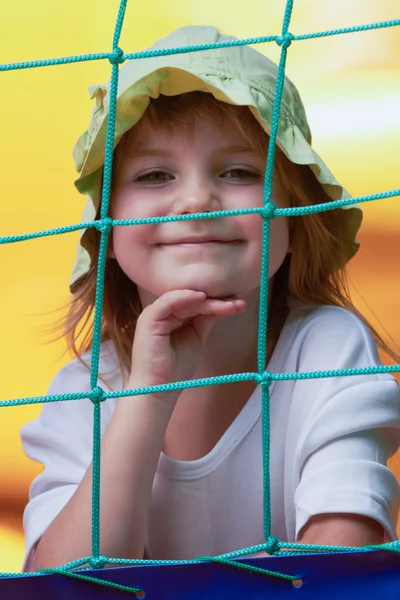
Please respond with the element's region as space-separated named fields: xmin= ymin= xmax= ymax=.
xmin=126 ymin=143 xmax=259 ymax=159
xmin=218 ymin=143 xmax=259 ymax=155
xmin=126 ymin=148 xmax=175 ymax=159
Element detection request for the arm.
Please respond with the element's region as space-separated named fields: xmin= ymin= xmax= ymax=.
xmin=30 ymin=290 xmax=244 ymax=570
xmin=246 ymin=513 xmax=384 ymax=558
xmin=31 ymin=392 xmax=176 ymax=570
xmin=290 ymin=309 xmax=400 ymax=549
xmin=298 ymin=513 xmax=384 ymax=546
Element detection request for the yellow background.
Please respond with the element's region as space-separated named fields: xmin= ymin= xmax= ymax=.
xmin=0 ymin=0 xmax=399 ymax=572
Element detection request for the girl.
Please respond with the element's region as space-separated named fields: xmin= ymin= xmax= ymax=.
xmin=21 ymin=26 xmax=400 ymax=571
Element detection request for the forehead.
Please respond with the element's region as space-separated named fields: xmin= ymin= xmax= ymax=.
xmin=128 ymin=112 xmax=248 ymax=147
xmin=112 ymin=93 xmax=269 ymax=170
xmin=119 ymin=111 xmax=267 ymax=162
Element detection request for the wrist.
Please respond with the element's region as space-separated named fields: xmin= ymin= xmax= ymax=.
xmin=121 ymin=378 xmax=180 ymax=408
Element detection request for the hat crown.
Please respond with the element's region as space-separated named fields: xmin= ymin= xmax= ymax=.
xmin=115 ymin=25 xmax=310 ymax=141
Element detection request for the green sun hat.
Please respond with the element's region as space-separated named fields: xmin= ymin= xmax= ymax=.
xmin=70 ymin=25 xmax=362 ymax=291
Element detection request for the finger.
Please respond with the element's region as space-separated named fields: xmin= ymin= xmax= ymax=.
xmin=144 ymin=290 xmax=207 ymax=323
xmin=173 ymin=298 xmax=246 ymax=321
xmin=146 ymin=290 xmax=245 ymax=322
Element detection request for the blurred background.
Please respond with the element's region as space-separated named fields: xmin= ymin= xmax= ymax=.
xmin=0 ymin=0 xmax=399 ymax=572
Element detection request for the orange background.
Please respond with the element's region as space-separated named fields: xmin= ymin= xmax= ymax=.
xmin=0 ymin=0 xmax=399 ymax=572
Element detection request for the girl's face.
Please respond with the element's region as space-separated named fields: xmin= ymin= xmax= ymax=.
xmin=109 ymin=111 xmax=291 ymax=304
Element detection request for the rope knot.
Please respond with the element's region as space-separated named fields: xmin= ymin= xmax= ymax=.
xmin=265 ymin=536 xmax=280 ymax=555
xmin=109 ymin=47 xmax=125 ymax=65
xmin=94 ymin=217 xmax=113 ymax=234
xmin=89 ymin=554 xmax=107 ymax=569
xmin=276 ymin=32 xmax=294 ymax=49
xmin=90 ymin=386 xmax=105 ymax=404
xmin=260 ymin=202 xmax=276 ymax=220
xmin=255 ymin=372 xmax=272 ymax=388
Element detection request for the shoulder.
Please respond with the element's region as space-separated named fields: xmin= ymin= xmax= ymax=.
xmin=21 ymin=340 xmax=122 ymax=444
xmin=282 ymin=302 xmax=400 ymax=448
xmin=48 ymin=339 xmax=124 ymax=395
xmin=286 ymin=301 xmax=384 ymax=373
xmin=290 ymin=300 xmax=373 ymax=343
xmin=282 ymin=304 xmax=400 ymax=467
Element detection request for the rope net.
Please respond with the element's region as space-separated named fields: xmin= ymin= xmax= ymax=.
xmin=0 ymin=0 xmax=399 ymax=594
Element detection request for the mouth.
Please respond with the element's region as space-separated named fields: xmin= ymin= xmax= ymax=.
xmin=158 ymin=241 xmax=242 ymax=251
xmin=160 ymin=237 xmax=241 ymax=246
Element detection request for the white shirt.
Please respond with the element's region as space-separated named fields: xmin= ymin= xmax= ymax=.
xmin=20 ymin=302 xmax=400 ymax=568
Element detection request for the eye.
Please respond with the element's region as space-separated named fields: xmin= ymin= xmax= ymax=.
xmin=135 ymin=170 xmax=174 ymax=184
xmin=222 ymin=168 xmax=261 ymax=181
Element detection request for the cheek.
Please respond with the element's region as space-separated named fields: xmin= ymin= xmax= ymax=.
xmin=272 ymin=214 xmax=289 ymax=241
xmin=112 ymin=223 xmax=155 ymax=255
xmin=244 ymin=216 xmax=289 ymax=265
xmin=238 ymin=214 xmax=264 ymax=240
xmin=110 ymin=192 xmax=160 ymax=257
xmin=110 ymin=224 xmax=158 ymax=285
xmin=111 ymin=183 xmax=169 ymax=221
xmin=111 ymin=194 xmax=148 ymax=221
xmin=268 ymin=216 xmax=290 ymax=268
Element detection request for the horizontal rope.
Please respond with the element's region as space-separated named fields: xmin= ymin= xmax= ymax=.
xmin=1 ymin=19 xmax=398 ymax=72
xmin=1 ymin=539 xmax=399 ymax=580
xmin=1 ymin=188 xmax=399 ymax=247
xmin=1 ymin=363 xmax=399 ymax=408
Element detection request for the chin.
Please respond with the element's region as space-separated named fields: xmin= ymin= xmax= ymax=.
xmin=162 ymin=274 xmax=245 ymax=299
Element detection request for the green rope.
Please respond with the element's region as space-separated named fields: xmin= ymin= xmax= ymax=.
xmin=1 ymin=0 xmax=400 ymax=594
xmin=196 ymin=555 xmax=297 ymax=582
xmin=89 ymin=0 xmax=128 ymax=561
xmin=1 ymin=187 xmax=400 ymax=247
xmin=2 ymin=364 xmax=400 ymax=409
xmin=1 ymin=19 xmax=399 ymax=72
xmin=33 ymin=568 xmax=143 ymax=596
xmin=258 ymin=0 xmax=295 ymax=540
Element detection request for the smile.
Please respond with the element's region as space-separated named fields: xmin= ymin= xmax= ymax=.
xmin=159 ymin=240 xmax=241 ymax=249
xmin=169 ymin=241 xmax=235 ymax=245
xmin=159 ymin=236 xmax=241 ymax=245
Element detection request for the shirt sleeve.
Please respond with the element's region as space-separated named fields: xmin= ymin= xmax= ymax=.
xmin=19 ymin=360 xmax=114 ymax=571
xmin=288 ymin=306 xmax=400 ymax=542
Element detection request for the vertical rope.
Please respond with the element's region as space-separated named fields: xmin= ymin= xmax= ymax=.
xmin=258 ymin=0 xmax=295 ymax=543
xmin=89 ymin=0 xmax=128 ymax=561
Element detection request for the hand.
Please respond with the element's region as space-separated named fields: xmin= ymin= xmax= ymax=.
xmin=128 ymin=290 xmax=245 ymax=402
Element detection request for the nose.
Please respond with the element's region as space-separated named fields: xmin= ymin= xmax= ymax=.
xmin=172 ymin=175 xmax=220 ymax=215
